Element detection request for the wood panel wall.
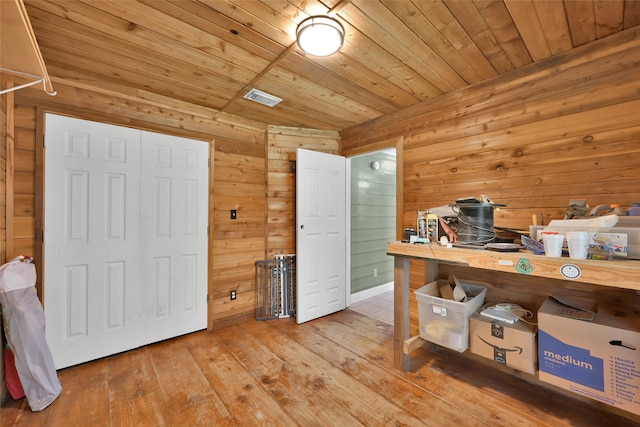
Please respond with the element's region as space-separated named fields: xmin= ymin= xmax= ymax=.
xmin=3 ymin=23 xmax=639 ymax=362
xmin=7 ymin=80 xmax=343 ymax=331
xmin=341 ymin=27 xmax=640 ymax=337
xmin=210 ymin=128 xmax=266 ymax=327
xmin=5 ymin=79 xmax=339 ymax=332
xmin=13 ymin=104 xmax=36 ymax=257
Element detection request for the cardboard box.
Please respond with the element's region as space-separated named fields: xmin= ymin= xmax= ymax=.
xmin=415 ymin=279 xmax=486 ymax=352
xmin=538 ymin=296 xmax=640 ymax=416
xmin=470 ymin=304 xmax=537 ymax=375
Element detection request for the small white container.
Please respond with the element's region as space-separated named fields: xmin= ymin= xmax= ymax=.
xmin=566 ymin=231 xmax=590 ymax=260
xmin=541 ymin=233 xmax=565 ymax=257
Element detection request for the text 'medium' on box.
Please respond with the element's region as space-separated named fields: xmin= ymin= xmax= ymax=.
xmin=538 ymin=296 xmax=640 ymax=416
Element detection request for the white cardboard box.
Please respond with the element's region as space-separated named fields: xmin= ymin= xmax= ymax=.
xmin=538 ymin=296 xmax=640 ymax=416
xmin=469 ymin=305 xmax=537 ymax=375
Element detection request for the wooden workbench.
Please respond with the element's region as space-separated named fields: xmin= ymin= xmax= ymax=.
xmin=387 ymin=241 xmax=640 ymax=372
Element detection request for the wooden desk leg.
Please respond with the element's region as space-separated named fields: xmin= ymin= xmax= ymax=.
xmin=394 ymin=256 xmax=410 ymax=371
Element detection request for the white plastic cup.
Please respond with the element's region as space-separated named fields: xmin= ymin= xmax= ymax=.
xmin=542 ymin=233 xmax=565 ymax=257
xmin=566 ymin=231 xmax=590 ymax=260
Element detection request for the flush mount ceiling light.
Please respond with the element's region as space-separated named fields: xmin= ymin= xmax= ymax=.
xmin=296 ymin=15 xmax=345 ymax=57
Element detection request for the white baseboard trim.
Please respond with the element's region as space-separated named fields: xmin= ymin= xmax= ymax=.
xmin=350 ymin=281 xmax=394 ymax=304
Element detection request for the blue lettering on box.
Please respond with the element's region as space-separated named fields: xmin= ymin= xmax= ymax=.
xmin=539 ymin=330 xmax=605 ymax=391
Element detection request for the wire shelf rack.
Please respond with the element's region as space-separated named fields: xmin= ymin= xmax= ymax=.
xmin=255 ymin=254 xmax=296 ymax=320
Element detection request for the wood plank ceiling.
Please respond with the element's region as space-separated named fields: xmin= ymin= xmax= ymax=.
xmin=22 ymin=0 xmax=640 ymax=131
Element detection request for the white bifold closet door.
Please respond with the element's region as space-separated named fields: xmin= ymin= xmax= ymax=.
xmin=138 ymin=130 xmax=209 ymax=346
xmin=44 ymin=114 xmax=209 ymax=369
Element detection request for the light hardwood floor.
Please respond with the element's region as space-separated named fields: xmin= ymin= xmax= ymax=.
xmin=2 ymin=297 xmax=638 ymax=426
xmin=349 ymin=291 xmax=394 ymax=325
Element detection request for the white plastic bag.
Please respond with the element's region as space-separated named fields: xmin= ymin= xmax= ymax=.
xmin=0 ymin=256 xmax=62 ymax=411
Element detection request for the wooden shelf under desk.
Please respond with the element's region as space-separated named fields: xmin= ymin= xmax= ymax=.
xmin=387 ymin=241 xmax=640 ymax=372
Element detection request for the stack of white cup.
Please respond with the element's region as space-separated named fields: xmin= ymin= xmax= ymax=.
xmin=565 ymin=231 xmax=590 ymax=260
xmin=541 ymin=233 xmax=565 ymax=257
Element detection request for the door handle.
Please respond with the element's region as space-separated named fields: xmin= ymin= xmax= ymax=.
xmin=300 ymin=225 xmax=304 ymax=229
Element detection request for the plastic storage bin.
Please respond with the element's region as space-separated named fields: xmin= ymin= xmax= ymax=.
xmin=415 ymin=279 xmax=487 ymax=352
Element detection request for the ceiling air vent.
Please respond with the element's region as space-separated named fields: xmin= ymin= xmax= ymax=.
xmin=243 ymin=88 xmax=282 ymax=107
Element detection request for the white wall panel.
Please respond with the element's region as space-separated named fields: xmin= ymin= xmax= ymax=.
xmin=350 ymin=151 xmax=396 ymax=294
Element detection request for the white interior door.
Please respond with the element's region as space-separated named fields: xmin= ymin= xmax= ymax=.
xmin=138 ymin=131 xmax=209 ymax=345
xmin=296 ymin=148 xmax=346 ymax=324
xmin=44 ymin=114 xmax=208 ymax=369
xmin=44 ymin=114 xmax=142 ymax=368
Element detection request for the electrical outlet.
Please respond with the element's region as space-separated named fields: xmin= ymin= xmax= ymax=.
xmin=373 ymin=268 xmax=378 ymax=278
xmin=230 ymin=209 xmax=237 ymax=220
xmin=230 ymin=290 xmax=237 ymax=300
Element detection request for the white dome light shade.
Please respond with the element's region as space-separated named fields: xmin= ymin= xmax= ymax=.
xmin=296 ymin=16 xmax=345 ymax=57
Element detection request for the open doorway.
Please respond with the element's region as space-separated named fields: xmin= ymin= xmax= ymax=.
xmin=348 ymin=149 xmax=396 ymax=323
